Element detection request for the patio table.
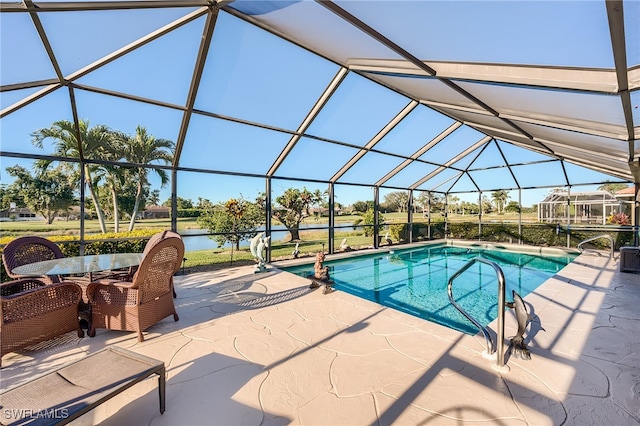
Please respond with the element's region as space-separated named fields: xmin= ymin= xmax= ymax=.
xmin=11 ymin=253 xmax=143 ymax=282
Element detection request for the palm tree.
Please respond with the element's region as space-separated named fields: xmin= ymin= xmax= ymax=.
xmin=120 ymin=126 xmax=174 ymax=231
xmin=597 ymin=182 xmax=628 ymax=194
xmin=100 ymin=162 xmax=127 ymax=233
xmin=31 ymin=119 xmax=112 ymax=233
xmin=491 ymin=190 xmax=510 ymax=214
xmin=448 ymin=195 xmax=460 ymax=214
xmin=148 ymin=190 xmax=161 ymax=206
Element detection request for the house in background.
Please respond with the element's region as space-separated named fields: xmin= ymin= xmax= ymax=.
xmin=538 ymin=190 xmax=625 ymax=225
xmin=0 ymin=205 xmax=38 ymax=221
xmin=142 ymin=205 xmax=170 ymax=219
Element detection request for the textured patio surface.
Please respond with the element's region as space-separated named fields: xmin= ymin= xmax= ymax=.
xmin=1 ymin=250 xmax=638 ymax=425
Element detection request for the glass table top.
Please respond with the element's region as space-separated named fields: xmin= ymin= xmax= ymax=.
xmin=12 ymin=253 xmax=144 ymax=277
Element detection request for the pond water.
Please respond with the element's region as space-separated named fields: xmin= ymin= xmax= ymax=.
xmin=181 ymin=222 xmax=358 ymax=252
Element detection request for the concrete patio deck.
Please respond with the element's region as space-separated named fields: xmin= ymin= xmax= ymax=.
xmin=1 ymin=251 xmax=638 ymax=425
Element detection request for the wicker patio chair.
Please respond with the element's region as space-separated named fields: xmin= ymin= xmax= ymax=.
xmin=0 ymin=279 xmax=84 ymax=367
xmin=103 ymin=230 xmax=182 ymax=298
xmin=2 ymin=236 xmax=65 ymax=284
xmin=86 ymin=236 xmax=184 ymax=342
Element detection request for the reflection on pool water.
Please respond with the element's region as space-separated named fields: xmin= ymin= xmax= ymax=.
xmin=282 ymin=244 xmax=578 ymax=335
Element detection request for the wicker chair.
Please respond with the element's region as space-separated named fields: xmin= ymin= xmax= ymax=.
xmin=1 ymin=279 xmax=84 ymax=367
xmin=99 ymin=231 xmax=181 ymax=297
xmin=115 ymin=230 xmax=182 ymax=298
xmin=86 ymin=236 xmax=184 ymax=342
xmin=2 ymin=236 xmax=65 ymax=284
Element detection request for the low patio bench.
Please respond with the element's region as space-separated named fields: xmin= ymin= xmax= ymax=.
xmin=0 ymin=345 xmax=165 ymax=425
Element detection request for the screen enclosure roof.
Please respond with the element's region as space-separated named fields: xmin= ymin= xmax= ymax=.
xmin=1 ymin=0 xmax=638 ymax=196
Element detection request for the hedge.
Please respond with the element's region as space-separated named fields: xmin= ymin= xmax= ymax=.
xmin=389 ymin=222 xmax=634 ymax=249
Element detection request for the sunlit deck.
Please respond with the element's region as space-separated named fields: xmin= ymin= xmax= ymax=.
xmin=1 ymin=251 xmax=638 ymax=425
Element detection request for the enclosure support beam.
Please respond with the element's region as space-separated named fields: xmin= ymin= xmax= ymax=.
xmin=265 ymin=178 xmax=272 ymax=263
xmin=518 ymin=189 xmax=523 ymax=245
xmin=478 ymin=192 xmax=483 ymax=242
xmin=566 ymin=187 xmax=571 ymax=248
xmin=171 ymin=169 xmax=178 ymax=233
xmin=374 ymin=186 xmax=380 ymax=249
xmin=428 ymin=194 xmax=432 ymax=240
xmin=80 ymin=165 xmax=86 ymax=256
xmin=408 ymin=190 xmax=414 ymax=244
xmin=633 ymin=184 xmax=640 ymax=247
xmin=444 ymin=195 xmax=449 ymax=239
xmin=328 ymin=183 xmax=335 ymax=254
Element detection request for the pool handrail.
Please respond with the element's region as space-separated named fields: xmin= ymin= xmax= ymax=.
xmin=577 ymin=234 xmax=615 ymax=258
xmin=447 ymin=256 xmax=507 ymax=369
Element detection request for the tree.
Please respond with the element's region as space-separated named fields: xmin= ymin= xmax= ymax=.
xmin=163 ymin=197 xmax=193 ymax=209
xmin=269 ymin=188 xmax=325 ymax=241
xmin=195 ymin=197 xmax=212 ymax=209
xmin=491 ymin=190 xmax=510 ymax=214
xmin=5 ymin=165 xmax=75 ymax=224
xmin=147 ymin=190 xmax=161 ymax=206
xmin=459 ymin=200 xmax=478 ymax=215
xmin=447 ymin=195 xmax=460 ymax=214
xmin=353 ymin=209 xmax=385 ymax=237
xmin=97 ymin=166 xmax=140 ymax=227
xmin=383 ymin=191 xmax=409 ymax=212
xmin=481 ymin=195 xmax=493 ymax=214
xmin=197 ymin=197 xmax=263 ymax=252
xmin=598 ymin=182 xmax=629 ymax=194
xmin=96 ymin=138 xmax=128 ymax=232
xmin=31 ymin=119 xmax=112 ymax=233
xmin=415 ymin=192 xmax=445 ymax=213
xmin=352 ymin=200 xmax=373 ymax=213
xmin=0 ymin=184 xmax=23 ymax=210
xmin=119 ymin=126 xmax=174 ymax=231
xmin=505 ymin=201 xmax=521 ymax=213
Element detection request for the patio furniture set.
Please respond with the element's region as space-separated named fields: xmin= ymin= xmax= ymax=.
xmin=0 ymin=231 xmax=184 ymax=366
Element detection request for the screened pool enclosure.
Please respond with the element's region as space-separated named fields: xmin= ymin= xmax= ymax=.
xmin=1 ymin=0 xmax=639 ymax=260
xmin=538 ymin=190 xmax=630 ymax=225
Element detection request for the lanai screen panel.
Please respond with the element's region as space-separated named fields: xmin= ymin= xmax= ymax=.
xmin=1 ymin=0 xmax=637 ymax=204
xmin=334 ymin=1 xmax=613 ymax=66
xmin=2 ymin=89 xmax=75 ymax=156
xmin=373 ymin=106 xmax=456 ymax=158
xmin=194 ymin=11 xmax=340 ymax=131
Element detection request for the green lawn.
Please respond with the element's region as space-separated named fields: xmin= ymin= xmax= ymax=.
xmin=182 ymin=228 xmax=378 ymax=272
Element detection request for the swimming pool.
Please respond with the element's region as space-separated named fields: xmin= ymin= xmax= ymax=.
xmin=282 ymin=243 xmax=578 ymax=334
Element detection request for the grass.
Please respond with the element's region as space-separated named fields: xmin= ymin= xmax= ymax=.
xmin=182 ymin=229 xmax=379 ymax=273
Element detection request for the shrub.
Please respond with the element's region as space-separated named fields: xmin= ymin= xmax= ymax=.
xmin=353 ymin=210 xmax=385 ymax=237
xmin=607 ymin=213 xmax=630 ymax=225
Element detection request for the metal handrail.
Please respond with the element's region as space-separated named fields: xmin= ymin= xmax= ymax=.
xmin=577 ymin=234 xmax=614 ymax=258
xmin=447 ymin=257 xmax=507 ymax=369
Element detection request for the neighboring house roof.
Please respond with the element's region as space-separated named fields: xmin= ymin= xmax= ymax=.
xmin=1 ymin=207 xmax=35 ymax=214
xmin=144 ymin=206 xmax=170 ymax=212
xmin=615 ymin=186 xmax=636 ymax=196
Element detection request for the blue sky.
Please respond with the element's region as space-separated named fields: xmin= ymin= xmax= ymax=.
xmin=1 ymin=1 xmax=633 ymax=210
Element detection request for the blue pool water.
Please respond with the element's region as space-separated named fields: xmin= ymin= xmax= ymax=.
xmin=282 ymin=244 xmax=577 ymax=335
